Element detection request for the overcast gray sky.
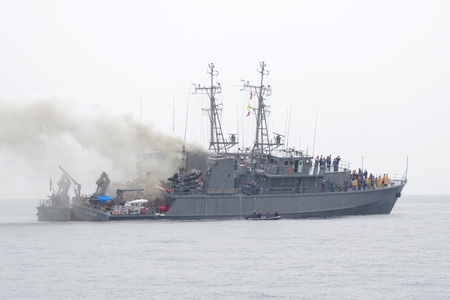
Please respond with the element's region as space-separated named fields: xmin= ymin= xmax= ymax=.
xmin=1 ymin=0 xmax=449 ymax=198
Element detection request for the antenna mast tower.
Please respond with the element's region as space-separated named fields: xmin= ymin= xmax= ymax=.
xmin=242 ymin=61 xmax=282 ymax=154
xmin=194 ymin=63 xmax=237 ymax=153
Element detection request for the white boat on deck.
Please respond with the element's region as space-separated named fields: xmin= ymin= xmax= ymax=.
xmin=115 ymin=199 xmax=149 ymax=214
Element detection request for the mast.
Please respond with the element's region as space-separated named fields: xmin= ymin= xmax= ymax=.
xmin=194 ymin=63 xmax=237 ymax=153
xmin=242 ymin=62 xmax=282 ymax=155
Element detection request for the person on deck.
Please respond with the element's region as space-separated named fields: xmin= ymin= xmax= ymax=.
xmin=338 ymin=180 xmax=343 ymax=192
xmin=334 ymin=156 xmax=341 ymax=171
xmin=314 ymin=156 xmax=319 ymax=174
xmin=326 ymin=155 xmax=332 ymax=170
xmin=319 ymin=156 xmax=326 ymax=174
xmin=366 ymin=177 xmax=371 ymax=190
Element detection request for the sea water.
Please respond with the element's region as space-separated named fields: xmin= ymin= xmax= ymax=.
xmin=0 ymin=195 xmax=449 ymax=299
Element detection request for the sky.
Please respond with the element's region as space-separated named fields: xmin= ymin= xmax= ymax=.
xmin=1 ymin=0 xmax=449 ymax=198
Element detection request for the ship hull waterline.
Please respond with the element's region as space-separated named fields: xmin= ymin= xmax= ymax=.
xmin=72 ymin=204 xmax=161 ymax=221
xmin=37 ymin=206 xmax=76 ymax=222
xmin=164 ymin=184 xmax=405 ymax=220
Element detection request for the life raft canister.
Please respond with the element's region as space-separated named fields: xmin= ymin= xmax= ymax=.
xmin=140 ymin=207 xmax=148 ymax=214
xmin=287 ymin=168 xmax=293 ymax=174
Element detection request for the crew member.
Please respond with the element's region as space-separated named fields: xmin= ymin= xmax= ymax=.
xmin=338 ymin=180 xmax=343 ymax=192
xmin=352 ymin=178 xmax=357 ymax=191
xmin=383 ymin=174 xmax=389 ymax=186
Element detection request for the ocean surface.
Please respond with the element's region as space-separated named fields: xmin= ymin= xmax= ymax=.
xmin=0 ymin=195 xmax=449 ymax=299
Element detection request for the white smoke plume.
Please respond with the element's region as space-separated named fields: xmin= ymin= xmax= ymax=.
xmin=0 ymin=95 xmax=205 ymax=199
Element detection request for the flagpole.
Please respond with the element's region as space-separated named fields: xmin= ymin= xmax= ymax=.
xmin=284 ymin=108 xmax=288 ymax=149
xmin=242 ymin=104 xmax=245 ymax=149
xmin=286 ymin=103 xmax=292 ymax=150
xmin=312 ymin=108 xmax=318 ymax=158
xmin=184 ymin=90 xmax=190 ymax=142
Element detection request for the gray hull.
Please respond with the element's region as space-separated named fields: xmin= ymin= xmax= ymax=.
xmin=73 ymin=204 xmax=160 ymax=221
xmin=37 ymin=206 xmax=75 ymax=221
xmin=73 ymin=204 xmax=110 ymax=221
xmin=164 ymin=184 xmax=405 ymax=219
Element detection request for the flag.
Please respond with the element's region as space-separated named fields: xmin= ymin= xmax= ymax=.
xmin=247 ymin=111 xmax=250 ymax=116
xmin=250 ymin=92 xmax=253 ymax=100
xmin=246 ymin=104 xmax=251 ymax=109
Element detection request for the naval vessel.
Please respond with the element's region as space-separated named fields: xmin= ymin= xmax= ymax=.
xmin=38 ymin=167 xmax=162 ymax=221
xmin=36 ymin=167 xmax=77 ymax=221
xmin=71 ymin=171 xmax=163 ymax=221
xmin=161 ymin=62 xmax=407 ymax=219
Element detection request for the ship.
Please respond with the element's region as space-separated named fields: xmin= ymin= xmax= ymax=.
xmin=160 ymin=62 xmax=407 ymax=219
xmin=36 ymin=167 xmax=77 ymax=221
xmin=71 ymin=171 xmax=163 ymax=221
xmin=38 ymin=167 xmax=163 ymax=221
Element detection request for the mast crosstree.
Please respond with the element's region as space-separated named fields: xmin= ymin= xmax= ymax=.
xmin=194 ymin=63 xmax=237 ymax=153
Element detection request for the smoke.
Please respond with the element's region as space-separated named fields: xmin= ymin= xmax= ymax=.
xmin=0 ymin=95 xmax=205 ymax=199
